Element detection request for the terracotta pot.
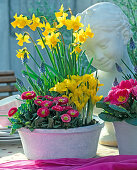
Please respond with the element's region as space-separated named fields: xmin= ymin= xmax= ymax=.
xmin=18 ymin=117 xmax=104 ymax=160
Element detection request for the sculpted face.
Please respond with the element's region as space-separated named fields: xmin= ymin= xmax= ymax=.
xmin=78 ymin=2 xmax=131 ymax=72
xmin=82 ymin=29 xmax=125 ymax=72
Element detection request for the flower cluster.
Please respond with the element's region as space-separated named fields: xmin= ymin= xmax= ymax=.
xmin=8 ymin=91 xmax=81 ymax=132
xmin=50 ymin=74 xmax=103 ymax=111
xmin=11 ymin=4 xmax=94 ymax=59
xmin=97 ymin=79 xmax=137 ymax=125
xmin=104 ymin=79 xmax=137 ymax=106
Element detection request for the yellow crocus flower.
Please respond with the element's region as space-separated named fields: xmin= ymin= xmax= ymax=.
xmin=16 ymin=47 xmax=29 ymax=60
xmin=15 ymin=33 xmax=31 ymax=46
xmin=11 ymin=13 xmax=31 ymax=29
xmin=55 ymin=4 xmax=64 ymax=18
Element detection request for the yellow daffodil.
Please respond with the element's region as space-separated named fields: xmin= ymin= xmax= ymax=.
xmin=72 ymin=44 xmax=82 ymax=54
xmin=55 ymin=4 xmax=64 ymax=18
xmin=45 ymin=32 xmax=60 ymax=49
xmin=37 ymin=37 xmax=46 ymax=49
xmin=85 ymin=24 xmax=94 ymax=38
xmin=15 ymin=33 xmax=31 ymax=46
xmin=73 ymin=29 xmax=87 ymax=44
xmin=29 ymin=14 xmax=41 ymax=31
xmin=65 ymin=16 xmax=84 ymax=32
xmin=11 ymin=13 xmax=31 ymax=29
xmin=56 ymin=13 xmax=68 ymax=28
xmin=16 ymin=47 xmax=29 ymax=60
xmin=42 ymin=22 xmax=56 ymax=36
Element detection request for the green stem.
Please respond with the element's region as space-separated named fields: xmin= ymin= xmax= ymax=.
xmin=86 ymin=97 xmax=94 ymax=124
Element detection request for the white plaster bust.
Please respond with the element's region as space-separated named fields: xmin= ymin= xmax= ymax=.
xmin=77 ymin=2 xmax=133 ymax=97
xmin=77 ymin=2 xmax=134 ymax=146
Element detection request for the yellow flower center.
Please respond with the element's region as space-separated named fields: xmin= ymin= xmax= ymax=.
xmin=70 ymin=112 xmax=75 ymax=115
xmin=117 ymin=96 xmax=126 ymax=102
xmin=64 ymin=116 xmax=68 ymax=120
xmin=26 ymin=93 xmax=32 ymax=96
xmin=37 ymin=101 xmax=41 ymax=103
xmin=44 ymin=103 xmax=48 ymax=106
xmin=11 ymin=110 xmax=14 ymax=113
xmin=41 ymin=110 xmax=45 ymax=115
xmin=59 ymin=99 xmax=63 ymax=102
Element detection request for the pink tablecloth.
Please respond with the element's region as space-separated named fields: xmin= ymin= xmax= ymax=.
xmin=0 ymin=155 xmax=137 ymax=170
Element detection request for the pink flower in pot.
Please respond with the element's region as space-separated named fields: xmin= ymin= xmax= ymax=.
xmin=41 ymin=100 xmax=53 ymax=108
xmin=8 ymin=107 xmax=18 ymax=117
xmin=61 ymin=114 xmax=71 ymax=122
xmin=37 ymin=107 xmax=50 ymax=117
xmin=34 ymin=99 xmax=43 ymax=106
xmin=21 ymin=91 xmax=36 ymax=100
xmin=53 ymin=97 xmax=68 ymax=105
xmin=52 ymin=105 xmax=63 ymax=111
xmin=67 ymin=109 xmax=79 ymax=117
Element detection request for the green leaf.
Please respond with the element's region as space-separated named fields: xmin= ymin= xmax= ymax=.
xmin=109 ymin=104 xmax=129 ymax=113
xmin=99 ymin=112 xmax=122 ymax=122
xmin=125 ymin=117 xmax=137 ymax=126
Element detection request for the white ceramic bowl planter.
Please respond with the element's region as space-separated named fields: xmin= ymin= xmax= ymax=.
xmin=114 ymin=121 xmax=137 ymax=155
xmin=18 ymin=117 xmax=104 ymax=160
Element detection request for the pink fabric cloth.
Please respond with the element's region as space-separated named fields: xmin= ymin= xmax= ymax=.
xmin=0 ymin=155 xmax=137 ymax=170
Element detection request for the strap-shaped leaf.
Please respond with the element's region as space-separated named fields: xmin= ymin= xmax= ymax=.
xmin=99 ymin=112 xmax=122 ymax=122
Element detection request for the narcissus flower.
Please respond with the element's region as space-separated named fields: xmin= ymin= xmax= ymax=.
xmin=45 ymin=32 xmax=60 ymax=49
xmin=37 ymin=107 xmax=50 ymax=117
xmin=21 ymin=91 xmax=36 ymax=100
xmin=67 ymin=109 xmax=79 ymax=117
xmin=16 ymin=47 xmax=29 ymax=60
xmin=34 ymin=99 xmax=43 ymax=106
xmin=55 ymin=4 xmax=64 ymax=18
xmin=61 ymin=114 xmax=71 ymax=122
xmin=37 ymin=37 xmax=46 ymax=49
xmin=53 ymin=97 xmax=68 ymax=105
xmin=15 ymin=33 xmax=31 ymax=46
xmin=56 ymin=13 xmax=68 ymax=28
xmin=52 ymin=105 xmax=63 ymax=111
xmin=41 ymin=100 xmax=53 ymax=108
xmin=11 ymin=13 xmax=31 ymax=29
xmin=29 ymin=14 xmax=41 ymax=31
xmin=65 ymin=15 xmax=84 ymax=32
xmin=8 ymin=107 xmax=18 ymax=117
xmin=44 ymin=95 xmax=54 ymax=100
xmin=42 ymin=22 xmax=56 ymax=36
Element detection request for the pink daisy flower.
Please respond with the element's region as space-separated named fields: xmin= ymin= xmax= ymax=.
xmin=37 ymin=107 xmax=50 ymax=117
xmin=8 ymin=107 xmax=18 ymax=117
xmin=41 ymin=100 xmax=53 ymax=108
xmin=62 ymin=106 xmax=73 ymax=111
xmin=44 ymin=95 xmax=53 ymax=100
xmin=34 ymin=99 xmax=43 ymax=106
xmin=52 ymin=105 xmax=63 ymax=111
xmin=67 ymin=109 xmax=79 ymax=117
xmin=61 ymin=114 xmax=71 ymax=122
xmin=53 ymin=97 xmax=68 ymax=105
xmin=21 ymin=91 xmax=36 ymax=100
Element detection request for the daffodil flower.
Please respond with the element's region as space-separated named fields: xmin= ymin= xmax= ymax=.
xmin=11 ymin=13 xmax=31 ymax=29
xmin=55 ymin=4 xmax=64 ymax=18
xmin=15 ymin=33 xmax=31 ymax=46
xmin=16 ymin=47 xmax=29 ymax=60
